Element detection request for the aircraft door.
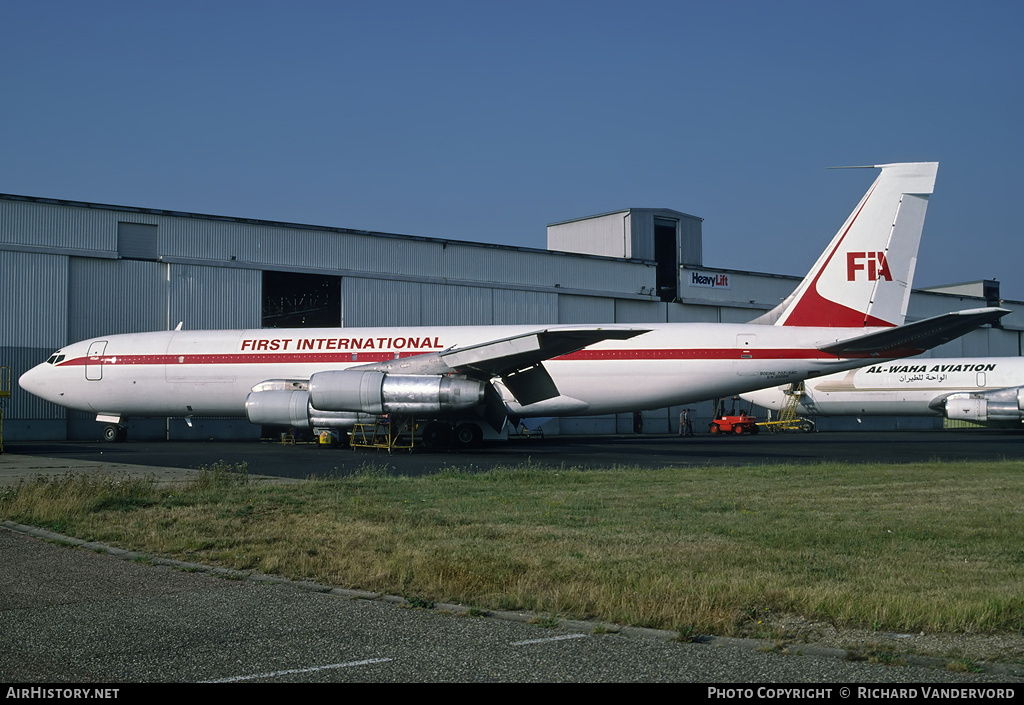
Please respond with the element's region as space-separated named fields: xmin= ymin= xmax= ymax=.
xmin=85 ymin=340 xmax=107 ymax=381
xmin=734 ymin=334 xmax=759 ymax=376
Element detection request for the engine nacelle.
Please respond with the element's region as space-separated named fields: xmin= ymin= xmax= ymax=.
xmin=245 ymin=389 xmax=369 ymax=429
xmin=943 ymin=387 xmax=1024 ymax=422
xmin=308 ymin=370 xmax=485 ymax=415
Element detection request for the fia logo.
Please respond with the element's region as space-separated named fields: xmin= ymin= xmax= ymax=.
xmin=846 ymin=252 xmax=892 ymax=281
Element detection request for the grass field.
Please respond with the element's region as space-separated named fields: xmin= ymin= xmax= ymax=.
xmin=2 ymin=459 xmax=1022 ymax=639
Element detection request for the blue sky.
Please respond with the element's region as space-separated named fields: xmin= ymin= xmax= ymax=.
xmin=3 ymin=1 xmax=1022 ymax=298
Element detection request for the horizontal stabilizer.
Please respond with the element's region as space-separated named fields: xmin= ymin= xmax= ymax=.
xmin=819 ymin=307 xmax=1010 ymax=358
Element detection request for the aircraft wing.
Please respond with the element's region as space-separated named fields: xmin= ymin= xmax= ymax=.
xmin=444 ymin=327 xmax=651 ymax=407
xmin=348 ymin=326 xmax=650 ymax=417
xmin=351 ymin=326 xmax=649 ymax=379
xmin=819 ymin=307 xmax=1010 ymax=358
xmin=439 ymin=327 xmax=648 ymax=376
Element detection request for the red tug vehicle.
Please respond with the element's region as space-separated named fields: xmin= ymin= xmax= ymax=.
xmin=708 ymin=410 xmax=760 ymax=435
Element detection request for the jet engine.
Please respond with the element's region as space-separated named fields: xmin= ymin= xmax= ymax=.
xmin=940 ymin=386 xmax=1024 ymax=422
xmin=245 ymin=372 xmax=486 ymax=430
xmin=245 ymin=389 xmax=371 ymax=429
xmin=308 ymin=370 xmax=485 ymax=415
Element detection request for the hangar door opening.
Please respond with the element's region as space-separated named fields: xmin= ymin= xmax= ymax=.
xmin=262 ymin=271 xmax=341 ymax=328
xmin=654 ymin=217 xmax=679 ymax=302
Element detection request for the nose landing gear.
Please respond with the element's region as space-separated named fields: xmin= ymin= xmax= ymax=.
xmin=102 ymin=424 xmax=127 ymax=442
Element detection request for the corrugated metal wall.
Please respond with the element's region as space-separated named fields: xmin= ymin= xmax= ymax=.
xmin=169 ymin=265 xmax=260 ymax=330
xmin=1 ymin=251 xmax=68 ymax=346
xmin=420 ymin=283 xmax=494 ymax=326
xmin=0 ymin=199 xmax=120 ymax=253
xmin=547 ymin=211 xmax=630 ymax=258
xmin=615 ymin=299 xmax=668 ymax=323
xmin=69 ymin=258 xmax=165 ymax=339
xmin=340 ymin=279 xmax=560 ymax=328
xmin=492 ymin=289 xmax=558 ymax=325
xmin=342 ymin=278 xmax=422 ymax=327
xmin=668 ymin=303 xmax=720 ymax=323
xmin=549 ymin=208 xmax=703 ymax=268
xmin=1 ymin=251 xmax=70 ymax=431
xmin=156 ymin=215 xmax=651 ymax=298
xmin=677 ymin=215 xmax=702 ymax=267
xmin=558 ymin=294 xmax=615 ymax=323
xmin=627 ymin=211 xmax=658 ymax=261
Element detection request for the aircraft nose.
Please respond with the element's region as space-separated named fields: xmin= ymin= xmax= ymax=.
xmin=19 ymin=363 xmax=54 ymax=402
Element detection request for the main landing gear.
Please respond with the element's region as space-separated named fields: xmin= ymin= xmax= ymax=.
xmin=413 ymin=420 xmax=484 ymax=449
xmin=453 ymin=422 xmax=484 ymax=448
xmin=347 ymin=418 xmax=486 ymax=451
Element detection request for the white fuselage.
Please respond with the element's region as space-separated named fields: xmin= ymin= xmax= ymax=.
xmin=17 ymin=162 xmax=954 ymax=432
xmin=20 ymin=322 xmax=895 ymax=421
xmin=742 ymin=357 xmax=1024 ymax=416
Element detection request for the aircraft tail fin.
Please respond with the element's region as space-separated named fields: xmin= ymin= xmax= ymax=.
xmin=752 ymin=162 xmax=938 ymax=328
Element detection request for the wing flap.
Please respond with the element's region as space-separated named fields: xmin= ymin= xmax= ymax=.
xmin=819 ymin=307 xmax=1010 ymax=358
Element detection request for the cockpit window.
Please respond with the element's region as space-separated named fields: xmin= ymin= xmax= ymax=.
xmin=46 ymin=353 xmax=65 ymax=365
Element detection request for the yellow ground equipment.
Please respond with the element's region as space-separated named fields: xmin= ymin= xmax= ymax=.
xmin=758 ymin=381 xmax=815 ymax=433
xmin=350 ymin=415 xmax=418 ymax=452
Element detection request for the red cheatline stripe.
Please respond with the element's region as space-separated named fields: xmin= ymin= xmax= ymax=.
xmin=60 ymin=352 xmax=410 ymax=366
xmin=53 ymin=347 xmax=897 ymax=368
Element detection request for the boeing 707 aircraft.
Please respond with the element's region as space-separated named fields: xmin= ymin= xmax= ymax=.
xmin=19 ymin=162 xmax=1008 ymax=445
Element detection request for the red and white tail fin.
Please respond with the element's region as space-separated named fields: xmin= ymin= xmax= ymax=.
xmin=753 ymin=162 xmax=938 ymax=328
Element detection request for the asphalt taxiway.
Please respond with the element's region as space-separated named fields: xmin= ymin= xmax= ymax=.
xmin=3 ymin=429 xmax=1024 ymax=486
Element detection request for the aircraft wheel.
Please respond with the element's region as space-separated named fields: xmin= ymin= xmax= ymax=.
xmin=102 ymin=424 xmax=126 ymax=443
xmin=454 ymin=423 xmax=482 ymax=448
xmin=422 ymin=421 xmax=452 ymax=448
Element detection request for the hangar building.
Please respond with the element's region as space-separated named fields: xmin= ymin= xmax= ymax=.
xmin=1 ymin=192 xmax=1020 ymax=441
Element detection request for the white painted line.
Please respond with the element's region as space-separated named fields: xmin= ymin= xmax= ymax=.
xmin=510 ymin=633 xmax=588 ymax=646
xmin=202 ymin=658 xmax=393 ymax=683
